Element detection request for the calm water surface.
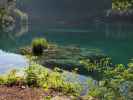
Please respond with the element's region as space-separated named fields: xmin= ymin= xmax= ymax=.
xmin=0 ymin=50 xmax=27 ymax=74
xmin=0 ymin=0 xmax=133 ymax=66
xmin=0 ymin=22 xmax=133 ymax=64
xmin=0 ymin=1 xmax=132 ymax=93
xmin=0 ymin=1 xmax=132 ymax=96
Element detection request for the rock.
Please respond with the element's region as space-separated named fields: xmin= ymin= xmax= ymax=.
xmin=21 ymin=86 xmax=26 ymax=89
xmin=80 ymin=96 xmax=99 ymax=100
xmin=37 ymin=45 xmax=106 ymax=76
xmin=51 ymin=96 xmax=75 ymax=100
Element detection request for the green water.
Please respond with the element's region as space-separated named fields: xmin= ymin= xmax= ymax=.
xmin=0 ymin=1 xmax=133 ymax=94
xmin=0 ymin=22 xmax=133 ymax=64
xmin=0 ymin=0 xmax=133 ymax=64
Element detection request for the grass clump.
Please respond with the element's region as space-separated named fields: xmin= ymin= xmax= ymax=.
xmin=0 ymin=64 xmax=81 ymax=96
xmin=25 ymin=64 xmax=82 ymax=96
xmin=32 ymin=38 xmax=48 ymax=56
xmin=0 ymin=69 xmax=25 ymax=86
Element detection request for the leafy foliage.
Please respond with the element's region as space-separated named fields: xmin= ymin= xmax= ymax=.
xmin=25 ymin=64 xmax=82 ymax=96
xmin=80 ymin=57 xmax=112 ymax=73
xmin=0 ymin=64 xmax=82 ymax=96
xmin=112 ymin=0 xmax=133 ymax=11
xmin=0 ymin=69 xmax=24 ymax=86
xmin=87 ymin=62 xmax=133 ymax=100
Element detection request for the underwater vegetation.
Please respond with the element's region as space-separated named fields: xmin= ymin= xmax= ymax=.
xmin=16 ymin=38 xmax=133 ymax=100
xmin=0 ymin=0 xmax=133 ymax=99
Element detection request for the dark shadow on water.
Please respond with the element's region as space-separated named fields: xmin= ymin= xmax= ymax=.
xmin=41 ymin=62 xmax=103 ymax=81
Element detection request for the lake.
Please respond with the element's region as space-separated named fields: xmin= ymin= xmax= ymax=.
xmin=0 ymin=50 xmax=27 ymax=74
xmin=1 ymin=21 xmax=133 ymax=65
xmin=0 ymin=0 xmax=133 ymax=66
xmin=0 ymin=1 xmax=133 ymax=95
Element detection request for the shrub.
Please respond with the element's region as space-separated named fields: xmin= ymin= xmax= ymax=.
xmin=31 ymin=38 xmax=48 ymax=56
xmin=0 ymin=76 xmax=5 ymax=85
xmin=87 ymin=62 xmax=133 ymax=100
xmin=25 ymin=64 xmax=48 ymax=87
xmin=25 ymin=64 xmax=82 ymax=96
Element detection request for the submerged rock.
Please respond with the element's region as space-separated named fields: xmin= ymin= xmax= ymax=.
xmin=19 ymin=44 xmax=108 ymax=77
xmin=35 ymin=44 xmax=106 ymax=76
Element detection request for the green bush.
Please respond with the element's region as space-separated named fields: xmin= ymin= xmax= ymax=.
xmin=0 ymin=64 xmax=81 ymax=96
xmin=87 ymin=63 xmax=133 ymax=100
xmin=0 ymin=76 xmax=5 ymax=85
xmin=25 ymin=64 xmax=82 ymax=96
xmin=31 ymin=38 xmax=48 ymax=56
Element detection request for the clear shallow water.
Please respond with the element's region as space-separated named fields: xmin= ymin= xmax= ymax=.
xmin=1 ymin=0 xmax=132 ymax=64
xmin=0 ymin=48 xmax=90 ymax=95
xmin=0 ymin=0 xmax=132 ymax=95
xmin=1 ymin=22 xmax=133 ymax=64
xmin=1 ymin=22 xmax=133 ymax=95
xmin=0 ymin=49 xmax=90 ymax=95
xmin=0 ymin=50 xmax=27 ymax=74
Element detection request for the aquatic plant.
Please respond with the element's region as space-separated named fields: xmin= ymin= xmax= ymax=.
xmin=31 ymin=38 xmax=48 ymax=56
xmin=80 ymin=57 xmax=112 ymax=70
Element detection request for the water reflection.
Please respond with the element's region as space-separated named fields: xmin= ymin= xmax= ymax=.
xmin=14 ymin=8 xmax=29 ymax=37
xmin=0 ymin=22 xmax=133 ymax=64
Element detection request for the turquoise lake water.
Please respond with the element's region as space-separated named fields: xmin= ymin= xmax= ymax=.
xmin=0 ymin=1 xmax=132 ymax=94
xmin=1 ymin=22 xmax=133 ymax=65
xmin=0 ymin=0 xmax=133 ymax=69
